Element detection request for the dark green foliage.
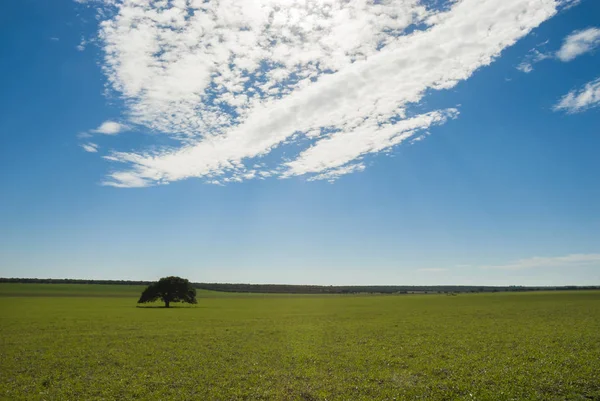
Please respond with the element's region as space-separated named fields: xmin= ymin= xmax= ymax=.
xmin=138 ymin=276 xmax=197 ymax=307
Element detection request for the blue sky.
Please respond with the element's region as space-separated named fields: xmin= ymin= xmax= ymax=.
xmin=1 ymin=0 xmax=599 ymax=285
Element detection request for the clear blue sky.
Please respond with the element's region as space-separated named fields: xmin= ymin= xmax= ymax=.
xmin=1 ymin=0 xmax=599 ymax=285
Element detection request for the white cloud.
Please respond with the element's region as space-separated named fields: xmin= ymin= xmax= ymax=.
xmin=516 ymin=44 xmax=551 ymax=73
xmin=308 ymin=163 xmax=366 ymax=182
xmin=481 ymin=253 xmax=600 ymax=270
xmin=101 ymin=171 xmax=152 ymax=188
xmin=516 ymin=62 xmax=534 ymax=73
xmin=560 ymin=0 xmax=581 ymax=9
xmin=86 ymin=0 xmax=567 ymax=187
xmin=98 ymin=0 xmax=431 ymax=140
xmin=77 ymin=37 xmax=87 ymax=51
xmin=92 ymin=121 xmax=129 ymax=135
xmin=81 ymin=143 xmax=99 ymax=153
xmin=556 ymin=27 xmax=600 ymax=61
xmin=554 ymin=77 xmax=600 ymax=113
xmin=516 ymin=27 xmax=599 ymax=73
xmin=284 ymin=110 xmax=458 ymax=177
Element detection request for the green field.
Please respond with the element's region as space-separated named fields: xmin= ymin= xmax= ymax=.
xmin=1 ymin=284 xmax=599 ymax=400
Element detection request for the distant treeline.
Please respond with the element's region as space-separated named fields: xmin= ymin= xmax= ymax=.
xmin=0 ymin=278 xmax=154 ymax=286
xmin=1 ymin=278 xmax=598 ymax=294
xmin=194 ymin=283 xmax=600 ymax=294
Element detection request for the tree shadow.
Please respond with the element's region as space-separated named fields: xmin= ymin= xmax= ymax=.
xmin=135 ymin=305 xmax=196 ymax=309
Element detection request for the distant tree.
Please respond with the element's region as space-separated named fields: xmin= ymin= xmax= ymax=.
xmin=138 ymin=276 xmax=197 ymax=308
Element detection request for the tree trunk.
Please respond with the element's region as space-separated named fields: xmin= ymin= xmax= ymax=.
xmin=165 ymin=300 xmax=170 ymax=308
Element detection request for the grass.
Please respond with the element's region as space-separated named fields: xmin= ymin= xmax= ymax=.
xmin=1 ymin=285 xmax=599 ymax=400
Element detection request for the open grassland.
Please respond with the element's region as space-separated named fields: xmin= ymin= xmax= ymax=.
xmin=1 ymin=285 xmax=599 ymax=400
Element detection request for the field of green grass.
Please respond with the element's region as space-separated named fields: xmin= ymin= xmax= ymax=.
xmin=1 ymin=284 xmax=599 ymax=400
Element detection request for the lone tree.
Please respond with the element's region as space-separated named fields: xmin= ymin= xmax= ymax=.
xmin=138 ymin=276 xmax=197 ymax=308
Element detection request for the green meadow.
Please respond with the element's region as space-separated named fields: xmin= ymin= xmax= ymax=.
xmin=1 ymin=284 xmax=599 ymax=400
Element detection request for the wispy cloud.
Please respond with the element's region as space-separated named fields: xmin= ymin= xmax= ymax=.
xmin=283 ymin=109 xmax=458 ymax=179
xmin=81 ymin=143 xmax=99 ymax=153
xmin=481 ymin=253 xmax=600 ymax=270
xmin=308 ymin=163 xmax=366 ymax=183
xmin=76 ymin=37 xmax=87 ymax=52
xmin=516 ymin=27 xmax=600 ymax=73
xmin=91 ymin=121 xmax=128 ymax=135
xmin=417 ymin=268 xmax=448 ymax=272
xmin=516 ymin=43 xmax=551 ymax=73
xmin=516 ymin=62 xmax=534 ymax=74
xmin=556 ymin=27 xmax=600 ymax=61
xmin=83 ymin=0 xmax=568 ymax=187
xmin=554 ymin=77 xmax=600 ymax=113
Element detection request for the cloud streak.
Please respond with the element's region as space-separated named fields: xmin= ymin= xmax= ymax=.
xmin=554 ymin=77 xmax=600 ymax=113
xmin=417 ymin=268 xmax=448 ymax=272
xmin=481 ymin=253 xmax=600 ymax=270
xmin=84 ymin=0 xmax=566 ymax=187
xmin=92 ymin=121 xmax=129 ymax=135
xmin=556 ymin=27 xmax=600 ymax=62
xmin=81 ymin=143 xmax=99 ymax=153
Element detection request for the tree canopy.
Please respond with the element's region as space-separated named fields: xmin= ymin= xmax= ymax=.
xmin=137 ymin=276 xmax=197 ymax=308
